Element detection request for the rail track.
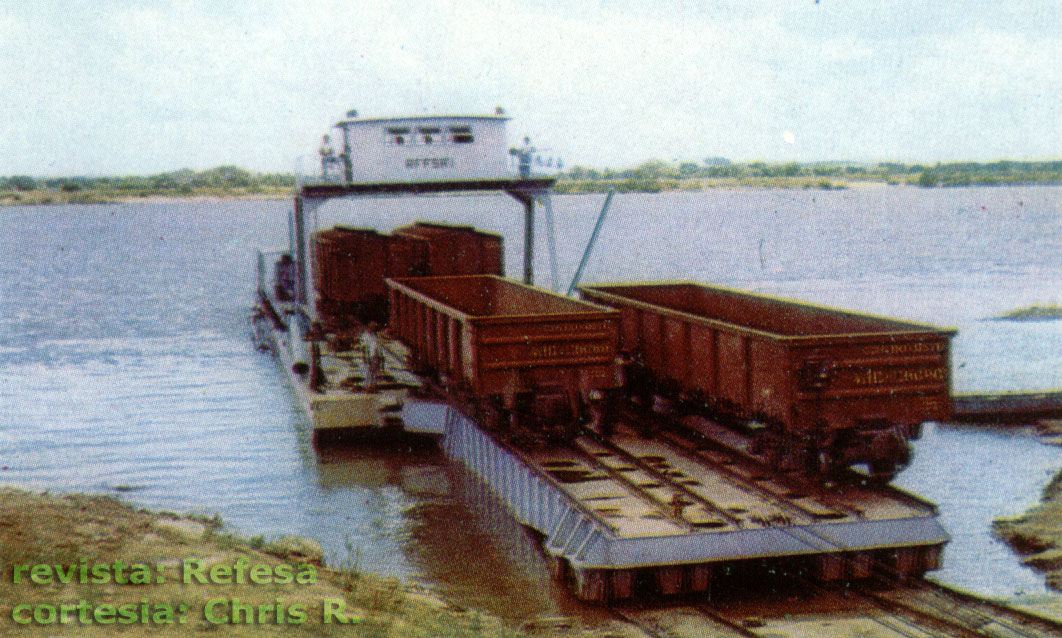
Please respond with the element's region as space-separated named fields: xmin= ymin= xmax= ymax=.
xmin=866 ymin=578 xmax=1062 ymax=638
xmin=625 ymin=408 xmax=854 ymax=522
xmin=612 ymin=580 xmax=1062 ymax=638
xmin=570 ymin=409 xmax=1062 ymax=637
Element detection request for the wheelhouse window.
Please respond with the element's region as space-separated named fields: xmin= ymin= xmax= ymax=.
xmin=386 ymin=126 xmax=410 ymax=145
xmin=418 ymin=126 xmax=441 ymax=145
xmin=449 ymin=125 xmax=474 ymax=144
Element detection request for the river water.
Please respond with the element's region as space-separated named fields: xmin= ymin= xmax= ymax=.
xmin=1 ymin=186 xmax=1060 ymax=617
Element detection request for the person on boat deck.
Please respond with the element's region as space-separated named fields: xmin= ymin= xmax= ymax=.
xmin=361 ymin=322 xmax=385 ymax=390
xmin=274 ymin=254 xmax=295 ymax=302
xmin=320 ymin=134 xmax=345 ymax=180
xmin=510 ymin=137 xmax=536 ymax=178
xmin=319 ymin=134 xmax=334 ymax=158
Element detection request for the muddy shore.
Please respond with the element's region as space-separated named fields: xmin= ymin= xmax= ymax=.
xmin=0 ymin=487 xmax=634 ymax=637
xmin=995 ymin=469 xmax=1062 ymax=591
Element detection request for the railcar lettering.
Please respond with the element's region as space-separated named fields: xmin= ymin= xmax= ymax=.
xmin=862 ymin=342 xmax=945 ymax=356
xmin=851 ymin=367 xmax=947 ymax=386
xmin=528 ymin=342 xmax=610 ymax=359
xmin=525 ymin=322 xmax=607 ymax=335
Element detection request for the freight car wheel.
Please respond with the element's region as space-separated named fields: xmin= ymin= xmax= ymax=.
xmin=869 ymin=460 xmax=897 ymax=482
xmin=482 ymin=399 xmax=507 ymax=432
xmin=560 ymin=418 xmax=584 ymax=443
xmin=815 ymin=449 xmax=844 ymax=476
xmin=761 ymin=442 xmax=783 ymax=472
xmin=586 ymin=391 xmax=615 ymax=438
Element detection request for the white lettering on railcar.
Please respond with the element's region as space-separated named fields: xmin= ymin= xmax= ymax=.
xmin=851 ymin=367 xmax=947 ymax=386
xmin=862 ymin=342 xmax=945 ymax=356
xmin=528 ymin=343 xmax=610 ymax=360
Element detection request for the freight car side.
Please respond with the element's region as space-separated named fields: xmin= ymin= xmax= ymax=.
xmin=388 ymin=275 xmax=620 ymax=438
xmin=312 ymin=223 xmax=503 ymax=326
xmin=312 ymin=226 xmax=421 ymax=324
xmin=392 ymin=222 xmax=504 ymax=277
xmin=580 ymin=282 xmax=955 ymax=478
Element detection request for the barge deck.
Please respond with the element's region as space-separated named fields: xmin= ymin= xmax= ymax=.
xmin=253 ymin=286 xmax=437 ymax=437
xmin=429 ymin=401 xmax=948 ymax=602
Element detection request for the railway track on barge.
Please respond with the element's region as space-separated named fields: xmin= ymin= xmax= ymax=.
xmin=436 ymin=394 xmax=950 ymax=599
xmin=583 ymin=410 xmax=1062 ymax=637
xmin=617 ymin=407 xmax=859 ymax=522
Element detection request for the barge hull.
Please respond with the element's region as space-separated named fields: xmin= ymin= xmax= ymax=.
xmin=254 ymin=285 xmax=436 ymax=437
xmin=435 ymin=404 xmax=948 ymax=601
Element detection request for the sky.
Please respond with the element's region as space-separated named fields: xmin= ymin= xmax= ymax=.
xmin=0 ymin=1 xmax=1058 ymax=176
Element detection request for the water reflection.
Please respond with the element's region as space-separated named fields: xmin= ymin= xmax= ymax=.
xmin=308 ymin=438 xmax=594 ymax=620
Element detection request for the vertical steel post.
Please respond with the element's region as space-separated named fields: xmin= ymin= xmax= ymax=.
xmin=293 ymin=196 xmax=307 ymax=306
xmin=287 ymin=207 xmax=296 ymax=258
xmin=340 ymin=123 xmax=353 ymax=183
xmin=523 ymin=197 xmax=534 ymax=285
xmin=540 ymin=193 xmax=559 ymax=292
xmin=256 ymin=250 xmax=265 ymax=295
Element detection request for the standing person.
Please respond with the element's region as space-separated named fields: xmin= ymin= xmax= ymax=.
xmin=510 ymin=137 xmax=536 ymax=178
xmin=274 ymin=254 xmax=296 ymax=302
xmin=361 ymin=322 xmax=385 ymax=390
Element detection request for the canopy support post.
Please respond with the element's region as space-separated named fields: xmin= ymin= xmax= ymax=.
xmin=523 ymin=197 xmax=535 ymax=285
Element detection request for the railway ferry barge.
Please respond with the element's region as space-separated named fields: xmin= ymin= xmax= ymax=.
xmin=253 ymin=109 xmax=953 ymax=601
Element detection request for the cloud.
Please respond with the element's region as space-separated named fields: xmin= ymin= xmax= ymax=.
xmin=0 ymin=1 xmax=1057 ymax=174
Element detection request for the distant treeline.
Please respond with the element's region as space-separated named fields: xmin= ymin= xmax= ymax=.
xmin=0 ymin=166 xmax=296 ymax=204
xmin=2 ymin=160 xmax=1060 ymax=204
xmin=554 ymin=159 xmax=1062 ymax=193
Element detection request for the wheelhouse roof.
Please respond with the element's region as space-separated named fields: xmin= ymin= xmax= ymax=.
xmin=335 ymin=114 xmax=510 ymax=127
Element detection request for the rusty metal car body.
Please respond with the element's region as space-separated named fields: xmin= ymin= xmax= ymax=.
xmin=580 ymin=282 xmax=955 ymax=477
xmin=388 ymin=275 xmax=620 ymax=434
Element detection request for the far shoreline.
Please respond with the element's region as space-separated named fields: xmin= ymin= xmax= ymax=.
xmin=2 ymin=179 xmax=1061 ymax=207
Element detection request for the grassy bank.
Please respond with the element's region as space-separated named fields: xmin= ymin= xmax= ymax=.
xmin=994 ymin=471 xmax=1062 ymax=591
xmin=996 ymin=305 xmax=1062 ymax=321
xmin=0 ymin=186 xmax=292 ymax=206
xmin=0 ymin=487 xmax=621 ymax=637
xmin=553 ymin=159 xmax=1062 ymax=193
xmin=0 ymin=166 xmax=295 ymax=206
xmin=2 ymin=160 xmax=1059 ymax=204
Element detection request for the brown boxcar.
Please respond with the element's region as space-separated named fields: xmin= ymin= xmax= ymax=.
xmin=392 ymin=222 xmax=504 ymax=277
xmin=312 ymin=223 xmax=503 ymax=325
xmin=387 ymin=275 xmax=620 ymax=428
xmin=580 ymin=282 xmax=955 ymax=478
xmin=312 ymin=226 xmax=397 ymax=323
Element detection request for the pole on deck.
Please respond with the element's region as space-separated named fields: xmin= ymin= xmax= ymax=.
xmin=293 ymin=196 xmax=307 ymax=306
xmin=540 ymin=193 xmax=559 ymax=292
xmin=567 ymin=189 xmax=615 ymax=296
xmin=523 ymin=197 xmax=535 ymax=285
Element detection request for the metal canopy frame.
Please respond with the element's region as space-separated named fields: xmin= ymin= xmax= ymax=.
xmin=290 ymin=177 xmax=557 ymax=324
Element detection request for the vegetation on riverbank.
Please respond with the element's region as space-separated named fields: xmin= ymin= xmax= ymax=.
xmin=996 ymin=305 xmax=1062 ymax=321
xmin=0 ymin=166 xmax=294 ymax=206
xmin=553 ymin=159 xmax=1062 ymax=193
xmin=0 ymin=487 xmax=617 ymax=637
xmin=994 ymin=470 xmax=1062 ymax=591
xmin=2 ymin=160 xmax=1059 ymax=205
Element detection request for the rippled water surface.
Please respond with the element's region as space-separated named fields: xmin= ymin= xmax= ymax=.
xmin=1 ymin=187 xmax=1060 ymax=616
